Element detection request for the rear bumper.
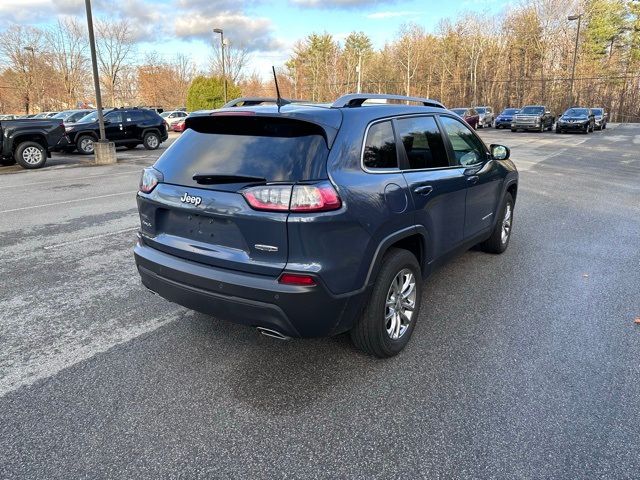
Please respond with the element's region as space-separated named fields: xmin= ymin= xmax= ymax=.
xmin=134 ymin=237 xmax=367 ymax=338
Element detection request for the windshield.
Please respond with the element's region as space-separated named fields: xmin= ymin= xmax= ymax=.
xmin=592 ymin=108 xmax=603 ymax=115
xmin=501 ymin=108 xmax=518 ymax=115
xmin=475 ymin=107 xmax=487 ymax=114
xmin=53 ymin=111 xmax=74 ymax=120
xmin=563 ymin=108 xmax=589 ymax=116
xmin=160 ymin=112 xmax=171 ymax=118
xmin=451 ymin=108 xmax=467 ymax=115
xmin=520 ymin=106 xmax=544 ymax=115
xmin=76 ymin=110 xmax=109 ymax=123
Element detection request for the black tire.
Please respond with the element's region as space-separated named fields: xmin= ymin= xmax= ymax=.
xmin=480 ymin=193 xmax=514 ymax=254
xmin=539 ymin=123 xmax=544 ymax=133
xmin=350 ymin=248 xmax=423 ymax=358
xmin=15 ymin=141 xmax=47 ymax=169
xmin=76 ymin=135 xmax=96 ymax=155
xmin=603 ymin=123 xmax=607 ymax=130
xmin=143 ymin=132 xmax=160 ymax=150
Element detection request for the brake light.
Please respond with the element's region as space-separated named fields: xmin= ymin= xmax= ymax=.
xmin=242 ymin=182 xmax=341 ymax=212
xmin=139 ymin=167 xmax=163 ymax=193
xmin=278 ymin=273 xmax=317 ymax=286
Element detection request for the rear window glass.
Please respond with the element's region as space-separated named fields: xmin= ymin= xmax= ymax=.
xmin=155 ymin=116 xmax=329 ymax=183
xmin=363 ymin=121 xmax=398 ymax=170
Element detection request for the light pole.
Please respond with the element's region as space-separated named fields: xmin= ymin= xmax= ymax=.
xmin=84 ymin=0 xmax=116 ymax=164
xmin=23 ymin=46 xmax=35 ymax=114
xmin=213 ymin=28 xmax=227 ymax=103
xmin=568 ymin=13 xmax=583 ymax=106
xmin=356 ymin=50 xmax=362 ymax=94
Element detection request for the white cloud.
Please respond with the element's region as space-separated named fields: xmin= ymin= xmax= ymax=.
xmin=291 ymin=0 xmax=397 ymax=8
xmin=174 ymin=13 xmax=281 ymax=52
xmin=366 ymin=10 xmax=421 ymax=19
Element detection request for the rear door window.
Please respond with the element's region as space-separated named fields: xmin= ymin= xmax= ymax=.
xmin=363 ymin=121 xmax=398 ymax=170
xmin=396 ymin=116 xmax=450 ymax=169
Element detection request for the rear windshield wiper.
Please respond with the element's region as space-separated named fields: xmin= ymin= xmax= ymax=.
xmin=192 ymin=173 xmax=267 ymax=185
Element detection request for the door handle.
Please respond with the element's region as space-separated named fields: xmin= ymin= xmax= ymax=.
xmin=466 ymin=175 xmax=479 ymax=185
xmin=413 ymin=185 xmax=433 ymax=196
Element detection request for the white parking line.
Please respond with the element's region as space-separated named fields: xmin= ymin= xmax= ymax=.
xmin=0 ymin=169 xmax=142 ymax=190
xmin=43 ymin=226 xmax=139 ymax=250
xmin=0 ymin=191 xmax=137 ymax=214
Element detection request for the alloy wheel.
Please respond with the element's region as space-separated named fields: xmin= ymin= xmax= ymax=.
xmin=22 ymin=146 xmax=43 ymax=165
xmin=501 ymin=203 xmax=512 ymax=244
xmin=385 ymin=268 xmax=416 ymax=340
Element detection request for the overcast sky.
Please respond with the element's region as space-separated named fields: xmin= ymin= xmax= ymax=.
xmin=1 ymin=0 xmax=510 ymax=75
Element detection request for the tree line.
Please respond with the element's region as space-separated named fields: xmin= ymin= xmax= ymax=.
xmin=1 ymin=0 xmax=640 ymax=121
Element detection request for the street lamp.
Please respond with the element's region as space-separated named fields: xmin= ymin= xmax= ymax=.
xmin=213 ymin=28 xmax=227 ymax=103
xmin=23 ymin=46 xmax=35 ymax=114
xmin=568 ymin=13 xmax=583 ymax=106
xmin=84 ymin=0 xmax=116 ymax=164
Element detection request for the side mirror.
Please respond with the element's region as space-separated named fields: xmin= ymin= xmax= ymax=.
xmin=491 ymin=144 xmax=510 ymax=161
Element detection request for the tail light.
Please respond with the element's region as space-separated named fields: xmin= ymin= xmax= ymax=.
xmin=139 ymin=167 xmax=163 ymax=193
xmin=278 ymin=273 xmax=317 ymax=286
xmin=242 ymin=181 xmax=341 ymax=213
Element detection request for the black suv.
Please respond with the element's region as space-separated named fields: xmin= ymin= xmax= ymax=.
xmin=556 ymin=107 xmax=595 ymax=134
xmin=134 ymin=94 xmax=518 ymax=357
xmin=60 ymin=108 xmax=168 ymax=154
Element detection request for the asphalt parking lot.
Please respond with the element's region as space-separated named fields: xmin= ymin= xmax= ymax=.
xmin=1 ymin=125 xmax=639 ymax=479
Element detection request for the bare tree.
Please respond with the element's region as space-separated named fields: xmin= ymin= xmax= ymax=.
xmin=209 ymin=41 xmax=250 ymax=83
xmin=0 ymin=25 xmax=44 ymax=113
xmin=394 ymin=24 xmax=425 ymax=96
xmin=47 ymin=18 xmax=89 ymax=109
xmin=95 ymin=19 xmax=134 ymax=107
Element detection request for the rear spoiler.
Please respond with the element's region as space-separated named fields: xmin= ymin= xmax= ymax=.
xmin=185 ymin=112 xmax=340 ymax=148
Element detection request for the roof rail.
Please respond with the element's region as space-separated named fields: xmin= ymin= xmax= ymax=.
xmin=331 ymin=94 xmax=445 ymax=109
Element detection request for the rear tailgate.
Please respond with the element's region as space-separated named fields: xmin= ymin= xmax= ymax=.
xmin=138 ymin=113 xmax=333 ymax=277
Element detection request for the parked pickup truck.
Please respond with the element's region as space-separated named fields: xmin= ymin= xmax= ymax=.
xmin=511 ymin=105 xmax=555 ymax=132
xmin=0 ymin=118 xmax=65 ymax=169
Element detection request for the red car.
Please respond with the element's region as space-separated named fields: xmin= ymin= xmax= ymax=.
xmin=172 ymin=119 xmax=186 ymax=132
xmin=451 ymin=107 xmax=480 ymax=129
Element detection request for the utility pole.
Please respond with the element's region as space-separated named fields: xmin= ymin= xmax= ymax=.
xmin=568 ymin=13 xmax=583 ymax=106
xmin=213 ymin=28 xmax=227 ymax=104
xmin=356 ymin=50 xmax=362 ymax=94
xmin=23 ymin=46 xmax=35 ymax=114
xmin=84 ymin=0 xmax=116 ymax=163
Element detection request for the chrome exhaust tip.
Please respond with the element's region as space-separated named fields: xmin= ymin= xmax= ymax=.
xmin=256 ymin=327 xmax=291 ymax=341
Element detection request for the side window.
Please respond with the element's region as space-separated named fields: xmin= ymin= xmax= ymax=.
xmin=440 ymin=116 xmax=487 ymax=167
xmin=396 ymin=116 xmax=449 ymax=169
xmin=363 ymin=121 xmax=398 ymax=170
xmin=105 ymin=111 xmax=123 ymax=123
xmin=126 ymin=111 xmax=145 ymax=123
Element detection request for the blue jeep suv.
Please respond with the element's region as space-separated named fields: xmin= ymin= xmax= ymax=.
xmin=134 ymin=94 xmax=518 ymax=357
